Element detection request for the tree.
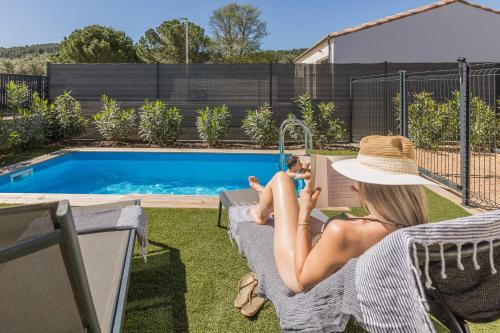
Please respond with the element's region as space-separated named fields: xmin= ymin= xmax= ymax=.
xmin=250 ymin=48 xmax=308 ymax=64
xmin=209 ymin=3 xmax=268 ymax=63
xmin=54 ymin=25 xmax=137 ymax=63
xmin=136 ymin=20 xmax=210 ymax=63
xmin=0 ymin=60 xmax=15 ymax=73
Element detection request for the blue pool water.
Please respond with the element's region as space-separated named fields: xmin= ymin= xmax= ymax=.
xmin=0 ymin=152 xmax=281 ymax=195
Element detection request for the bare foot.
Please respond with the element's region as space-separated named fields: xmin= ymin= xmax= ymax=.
xmin=248 ymin=176 xmax=264 ymax=193
xmin=250 ymin=205 xmax=267 ymax=225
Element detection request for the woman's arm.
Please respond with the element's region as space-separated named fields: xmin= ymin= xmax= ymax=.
xmin=293 ymin=172 xmax=311 ymax=180
xmin=294 ymin=181 xmax=357 ymax=291
xmin=296 ymin=222 xmax=352 ymax=291
xmin=293 ymin=182 xmax=320 ymax=289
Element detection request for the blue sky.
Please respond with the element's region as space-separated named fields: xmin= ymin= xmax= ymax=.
xmin=1 ymin=0 xmax=499 ymax=49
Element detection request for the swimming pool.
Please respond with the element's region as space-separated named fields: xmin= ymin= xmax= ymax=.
xmin=0 ymin=152 xmax=281 ymax=195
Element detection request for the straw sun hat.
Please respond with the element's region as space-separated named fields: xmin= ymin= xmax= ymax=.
xmin=331 ymin=135 xmax=436 ymax=186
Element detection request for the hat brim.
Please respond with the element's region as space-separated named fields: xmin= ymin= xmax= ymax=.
xmin=331 ymin=157 xmax=437 ymax=186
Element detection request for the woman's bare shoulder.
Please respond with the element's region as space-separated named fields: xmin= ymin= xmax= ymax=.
xmin=321 ymin=219 xmax=352 ymax=248
xmin=323 ymin=218 xmax=369 ymax=245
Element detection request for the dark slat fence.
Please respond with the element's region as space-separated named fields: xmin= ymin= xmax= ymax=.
xmin=46 ymin=62 xmax=460 ymax=141
xmin=0 ymin=74 xmax=47 ymax=116
xmin=47 ymin=63 xmax=339 ymax=140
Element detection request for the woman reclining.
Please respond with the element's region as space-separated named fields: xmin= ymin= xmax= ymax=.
xmin=248 ymin=135 xmax=435 ymax=293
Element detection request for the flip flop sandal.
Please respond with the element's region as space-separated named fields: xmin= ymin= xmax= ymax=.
xmin=241 ymin=284 xmax=266 ymax=317
xmin=234 ymin=272 xmax=257 ymax=309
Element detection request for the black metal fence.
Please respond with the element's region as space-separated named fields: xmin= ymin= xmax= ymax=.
xmin=351 ymin=60 xmax=500 ymax=209
xmin=0 ymin=73 xmax=47 ymax=116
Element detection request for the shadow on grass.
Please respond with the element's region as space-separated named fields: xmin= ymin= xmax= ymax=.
xmin=124 ymin=239 xmax=188 ymax=333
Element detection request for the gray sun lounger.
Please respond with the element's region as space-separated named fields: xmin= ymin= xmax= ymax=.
xmin=0 ymin=200 xmax=140 ymax=333
xmin=224 ymin=189 xmax=500 ymax=333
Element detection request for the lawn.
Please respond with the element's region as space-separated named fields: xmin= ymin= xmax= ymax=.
xmin=123 ymin=189 xmax=498 ymax=333
xmin=0 ymin=145 xmax=64 ymax=168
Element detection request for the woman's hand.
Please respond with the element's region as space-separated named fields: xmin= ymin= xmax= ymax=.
xmin=299 ymin=179 xmax=321 ymax=222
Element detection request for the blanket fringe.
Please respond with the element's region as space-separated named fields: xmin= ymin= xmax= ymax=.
xmin=424 ymin=245 xmax=432 ymax=288
xmin=490 ymin=240 xmax=498 ymax=275
xmin=439 ymin=243 xmax=447 ymax=279
xmin=472 ymin=242 xmax=480 ymax=270
xmin=456 ymin=243 xmax=464 ymax=270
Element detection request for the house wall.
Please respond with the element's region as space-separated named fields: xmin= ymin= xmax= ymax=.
xmin=333 ymin=2 xmax=500 ymax=63
xmin=296 ymin=40 xmax=330 ymax=64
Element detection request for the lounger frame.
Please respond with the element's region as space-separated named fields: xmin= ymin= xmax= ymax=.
xmin=0 ymin=199 xmax=139 ymax=333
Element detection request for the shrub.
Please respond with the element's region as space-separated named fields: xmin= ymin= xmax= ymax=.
xmin=287 ymin=94 xmax=346 ymax=148
xmin=54 ymin=91 xmax=87 ymax=140
xmin=139 ymin=100 xmax=182 ymax=145
xmin=6 ymin=81 xmax=29 ymax=115
xmin=242 ymin=103 xmax=278 ymax=146
xmin=0 ymin=119 xmax=16 ymax=151
xmin=5 ymin=82 xmax=44 ymax=150
xmin=94 ymin=95 xmax=136 ymax=141
xmin=469 ymin=96 xmax=498 ymax=150
xmin=445 ymin=91 xmax=498 ymax=151
xmin=406 ymin=91 xmax=445 ymax=149
xmin=11 ymin=109 xmax=45 ymax=150
xmin=196 ymin=105 xmax=230 ymax=147
xmin=32 ymin=92 xmax=61 ymax=142
xmin=395 ymin=90 xmax=499 ymax=151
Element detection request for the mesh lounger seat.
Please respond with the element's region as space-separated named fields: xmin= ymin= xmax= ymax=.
xmin=0 ymin=200 xmax=140 ymax=333
xmin=225 ymin=189 xmax=500 ymax=333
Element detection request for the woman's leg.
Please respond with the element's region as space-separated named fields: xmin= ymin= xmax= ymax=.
xmin=249 ymin=176 xmax=274 ymax=225
xmin=249 ymin=172 xmax=325 ymax=293
xmin=251 ymin=172 xmax=303 ymax=292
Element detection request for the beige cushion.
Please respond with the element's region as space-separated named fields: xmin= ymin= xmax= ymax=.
xmin=78 ymin=230 xmax=130 ymax=333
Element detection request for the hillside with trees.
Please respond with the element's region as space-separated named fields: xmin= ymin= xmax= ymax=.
xmin=0 ymin=2 xmax=307 ymax=75
xmin=0 ymin=43 xmax=59 ymax=58
xmin=0 ymin=43 xmax=58 ymax=75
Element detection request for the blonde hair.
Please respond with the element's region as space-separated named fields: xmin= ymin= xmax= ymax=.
xmin=358 ymin=182 xmax=428 ymax=227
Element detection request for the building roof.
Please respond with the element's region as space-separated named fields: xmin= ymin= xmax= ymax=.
xmin=294 ymin=0 xmax=500 ymax=63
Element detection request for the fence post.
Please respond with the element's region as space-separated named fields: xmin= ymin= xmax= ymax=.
xmin=46 ymin=62 xmax=51 ymax=100
xmin=156 ymin=63 xmax=160 ymax=100
xmin=269 ymin=62 xmax=273 ymax=108
xmin=399 ymin=70 xmax=407 ymax=137
xmin=349 ymin=75 xmax=353 ymax=142
xmin=458 ymin=57 xmax=470 ymax=206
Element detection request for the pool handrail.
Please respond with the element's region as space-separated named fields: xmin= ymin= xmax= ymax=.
xmin=279 ymin=119 xmax=313 ymax=171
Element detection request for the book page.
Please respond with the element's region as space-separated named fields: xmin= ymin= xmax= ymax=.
xmin=327 ymin=156 xmax=361 ymax=208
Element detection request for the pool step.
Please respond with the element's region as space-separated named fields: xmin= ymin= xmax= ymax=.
xmin=10 ymin=168 xmax=33 ymax=183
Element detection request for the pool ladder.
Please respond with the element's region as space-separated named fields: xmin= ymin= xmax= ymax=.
xmin=279 ymin=119 xmax=313 ymax=171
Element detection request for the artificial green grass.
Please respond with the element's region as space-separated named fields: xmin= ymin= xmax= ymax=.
xmin=312 ymin=149 xmax=357 ymax=156
xmin=0 ymin=145 xmax=64 ymax=168
xmin=123 ymin=189 xmax=500 ymax=333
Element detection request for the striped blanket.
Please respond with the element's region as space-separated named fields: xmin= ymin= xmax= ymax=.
xmin=228 ymin=206 xmax=500 ymax=333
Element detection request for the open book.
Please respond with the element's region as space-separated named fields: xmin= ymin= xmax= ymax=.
xmin=311 ymin=155 xmax=361 ymax=208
